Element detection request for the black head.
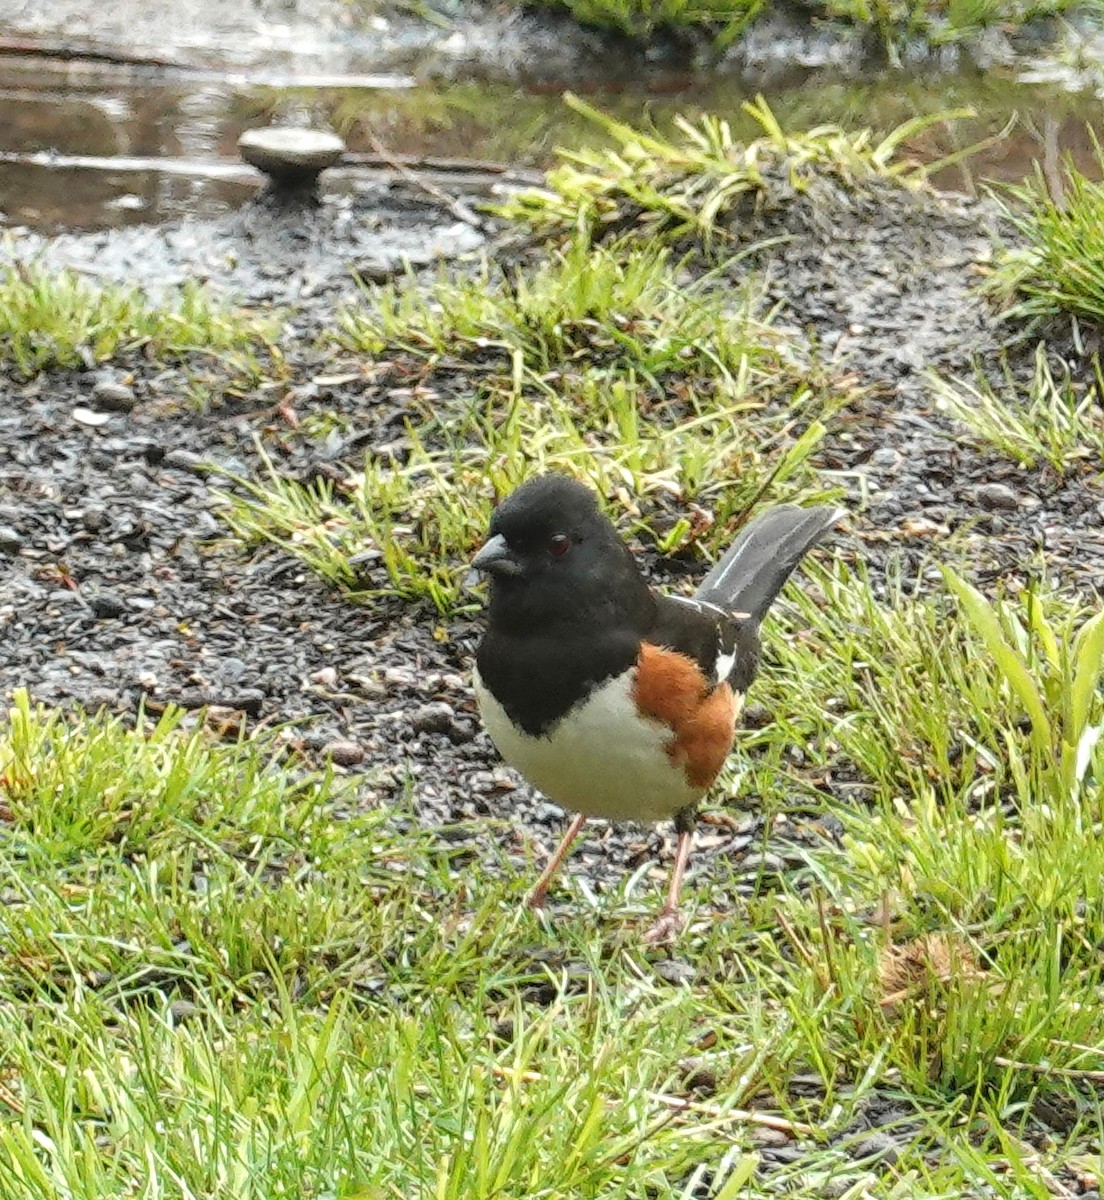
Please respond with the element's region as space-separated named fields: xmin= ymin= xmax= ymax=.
xmin=472 ymin=475 xmax=651 ymax=632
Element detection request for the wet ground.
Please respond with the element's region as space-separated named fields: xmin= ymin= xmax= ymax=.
xmin=1 ymin=0 xmax=1103 ymax=900
xmin=1 ymin=167 xmax=1102 ymax=905
xmin=2 ymin=9 xmax=1104 ymax=1190
xmin=4 ymin=56 xmax=1104 ymax=233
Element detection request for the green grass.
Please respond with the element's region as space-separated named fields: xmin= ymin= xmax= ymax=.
xmin=3 ymin=558 xmax=1104 ymax=1196
xmin=930 ymin=345 xmax=1104 ymax=474
xmin=990 ymin=137 xmax=1104 ymax=326
xmin=497 ymin=96 xmax=965 ymax=244
xmin=357 ymin=0 xmax=1088 ymax=54
xmin=0 ymin=263 xmax=272 ymax=378
xmin=221 ymin=231 xmax=845 ymax=613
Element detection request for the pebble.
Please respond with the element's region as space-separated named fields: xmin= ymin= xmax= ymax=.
xmin=652 ymin=958 xmax=696 ymax=985
xmin=852 ymin=1132 xmax=901 ymax=1165
xmin=383 ymin=666 xmax=417 ymax=692
xmin=163 ymin=449 xmax=208 ymax=475
xmin=677 ymin=1056 xmax=718 ymax=1095
xmin=169 ymin=999 xmax=200 ymax=1023
xmin=741 ymin=851 xmax=789 ymax=874
xmin=412 ymin=701 xmax=457 ymax=735
xmin=870 ymin=447 xmax=900 ymax=468
xmin=976 ymin=482 xmax=1019 ymax=511
xmin=71 ymin=406 xmax=111 ymax=427
xmin=310 ymin=666 xmax=339 ymax=688
xmin=760 ymin=1145 xmax=805 ymax=1166
xmin=218 ymin=657 xmax=249 ymax=684
xmin=750 ymin=1126 xmax=791 ymax=1147
xmin=91 ymin=593 xmax=128 ymax=619
xmin=0 ymin=527 xmax=23 ymax=554
xmin=92 ymin=380 xmax=138 ymax=412
xmin=323 ymin=739 xmax=365 ymax=767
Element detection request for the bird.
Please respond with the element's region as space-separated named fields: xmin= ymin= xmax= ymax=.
xmin=470 ymin=474 xmax=844 ymax=942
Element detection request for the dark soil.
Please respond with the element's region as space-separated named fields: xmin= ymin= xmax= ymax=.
xmin=1 ymin=171 xmax=1102 ymax=932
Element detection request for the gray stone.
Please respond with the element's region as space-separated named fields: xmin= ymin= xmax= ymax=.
xmin=852 ymin=1132 xmax=901 ymax=1165
xmin=323 ymin=739 xmax=365 ymax=767
xmin=92 ymin=380 xmax=138 ymax=412
xmin=976 ymin=482 xmax=1019 ymax=511
xmin=0 ymin=526 xmax=23 ymax=554
xmin=239 ymin=127 xmax=345 ymax=186
xmin=163 ymin=449 xmax=209 ymax=474
xmin=411 ymin=702 xmax=456 ymax=735
xmin=91 ymin=593 xmax=128 ymax=619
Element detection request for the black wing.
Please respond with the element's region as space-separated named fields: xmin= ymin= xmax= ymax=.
xmin=647 ymin=593 xmax=761 ymax=693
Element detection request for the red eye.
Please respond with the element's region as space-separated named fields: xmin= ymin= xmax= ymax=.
xmin=548 ymin=534 xmax=571 ymax=557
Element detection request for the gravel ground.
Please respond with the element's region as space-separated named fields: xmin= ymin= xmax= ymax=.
xmin=1 ymin=173 xmax=1102 ymax=925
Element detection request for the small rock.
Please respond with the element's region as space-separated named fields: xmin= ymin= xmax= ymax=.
xmin=743 ymin=704 xmax=771 ymax=729
xmin=678 ymin=1056 xmax=718 ymax=1095
xmin=163 ymin=449 xmax=208 ymax=474
xmin=900 ymin=517 xmax=948 ymax=539
xmin=82 ymin=508 xmax=108 ymax=533
xmin=652 ymin=958 xmax=696 ymax=985
xmin=323 ymin=739 xmax=364 ymax=767
xmin=0 ymin=526 xmax=23 ymax=554
xmin=92 ymin=381 xmax=138 ymax=412
xmin=239 ymin=126 xmax=345 ymax=186
xmin=411 ymin=701 xmax=456 ymax=735
xmin=852 ymin=1132 xmax=901 ymax=1165
xmin=750 ymin=1126 xmax=791 ymax=1147
xmin=976 ymin=482 xmax=1019 ymax=511
xmin=71 ymin=406 xmax=110 ymax=427
xmin=217 ymin=657 xmax=249 ymax=684
xmin=870 ymin=447 xmax=900 ymax=468
xmin=760 ymin=1145 xmax=804 ymax=1165
xmin=310 ymin=666 xmax=339 ymax=688
xmin=91 ymin=593 xmax=128 ymax=619
xmin=489 ymin=1017 xmax=515 ymax=1045
xmin=382 ymin=666 xmax=416 ymax=692
xmin=169 ymin=999 xmax=201 ymax=1023
xmin=742 ymin=852 xmax=788 ymax=874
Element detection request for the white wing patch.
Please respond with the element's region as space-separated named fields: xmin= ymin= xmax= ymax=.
xmin=667 ymin=594 xmax=746 ymax=685
xmin=713 ymin=647 xmax=737 ymax=686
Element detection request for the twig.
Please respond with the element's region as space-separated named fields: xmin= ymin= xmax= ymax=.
xmin=994 ymin=1055 xmax=1104 ymax=1084
xmin=645 ymin=1090 xmax=817 ymax=1137
xmin=490 ymin=1065 xmax=817 ymax=1137
xmin=1041 ymin=115 xmax=1067 ymax=213
xmin=0 ymin=36 xmax=191 ymax=68
xmin=364 ymin=133 xmax=486 ymax=231
xmin=0 ymin=1078 xmax=24 ymax=1115
xmin=343 ymin=152 xmax=543 ymax=184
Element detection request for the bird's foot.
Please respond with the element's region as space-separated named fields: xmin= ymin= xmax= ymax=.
xmin=642 ymin=906 xmax=684 ymax=945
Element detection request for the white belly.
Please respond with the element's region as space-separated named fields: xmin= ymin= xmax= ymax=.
xmin=474 ymin=669 xmax=702 ymax=823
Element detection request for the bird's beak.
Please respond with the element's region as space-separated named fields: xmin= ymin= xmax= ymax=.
xmin=471 ymin=533 xmax=522 ymax=577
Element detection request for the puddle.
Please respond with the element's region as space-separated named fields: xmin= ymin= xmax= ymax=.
xmin=1 ymin=39 xmax=1103 ymax=233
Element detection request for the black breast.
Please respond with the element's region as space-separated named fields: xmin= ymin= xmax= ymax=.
xmin=476 ymin=627 xmax=641 ymax=737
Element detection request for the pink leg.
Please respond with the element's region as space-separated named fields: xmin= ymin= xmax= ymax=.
xmin=528 ymin=812 xmax=587 ymax=909
xmin=643 ymin=828 xmax=694 ymax=944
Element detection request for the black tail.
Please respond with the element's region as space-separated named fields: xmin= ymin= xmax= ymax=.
xmin=695 ymin=503 xmax=844 ymax=623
